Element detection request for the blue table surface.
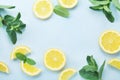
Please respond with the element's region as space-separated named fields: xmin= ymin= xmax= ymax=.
xmin=0 ymin=0 xmax=120 ymax=80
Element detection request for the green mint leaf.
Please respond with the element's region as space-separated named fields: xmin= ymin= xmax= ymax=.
xmin=16 ymin=53 xmax=27 ymax=61
xmin=99 ymin=60 xmax=106 ymax=80
xmin=89 ymin=0 xmax=110 ymax=5
xmin=4 ymin=13 xmax=26 ymax=44
xmin=87 ymin=56 xmax=98 ymax=69
xmin=0 ymin=5 xmax=15 ymax=9
xmin=103 ymin=9 xmax=114 ymax=22
xmin=19 ymin=24 xmax=26 ymax=29
xmin=112 ymin=0 xmax=120 ymax=11
xmin=6 ymin=30 xmax=17 ymax=44
xmin=103 ymin=5 xmax=111 ymax=13
xmin=83 ymin=65 xmax=98 ymax=72
xmin=0 ymin=16 xmax=3 ymax=27
xmin=26 ymin=58 xmax=36 ymax=65
xmin=54 ymin=5 xmax=69 ymax=18
xmin=90 ymin=5 xmax=104 ymax=10
xmin=79 ymin=69 xmax=99 ymax=80
xmin=14 ymin=12 xmax=21 ymax=21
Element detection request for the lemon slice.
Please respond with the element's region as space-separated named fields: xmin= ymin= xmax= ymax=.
xmin=11 ymin=45 xmax=31 ymax=60
xmin=21 ymin=62 xmax=41 ymax=76
xmin=0 ymin=62 xmax=9 ymax=73
xmin=59 ymin=68 xmax=76 ymax=80
xmin=59 ymin=0 xmax=78 ymax=8
xmin=108 ymin=58 xmax=120 ymax=70
xmin=44 ymin=49 xmax=66 ymax=71
xmin=99 ymin=30 xmax=120 ymax=54
xmin=33 ymin=0 xmax=53 ymax=19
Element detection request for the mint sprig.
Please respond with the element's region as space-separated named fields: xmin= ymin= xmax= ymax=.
xmin=54 ymin=5 xmax=69 ymax=18
xmin=79 ymin=56 xmax=105 ymax=80
xmin=2 ymin=13 xmax=26 ymax=44
xmin=0 ymin=5 xmax=15 ymax=9
xmin=16 ymin=53 xmax=36 ymax=65
xmin=89 ymin=0 xmax=120 ymax=22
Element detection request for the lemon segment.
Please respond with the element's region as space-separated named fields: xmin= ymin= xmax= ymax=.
xmin=99 ymin=30 xmax=120 ymax=54
xmin=33 ymin=0 xmax=53 ymax=19
xmin=108 ymin=59 xmax=120 ymax=70
xmin=44 ymin=49 xmax=66 ymax=71
xmin=0 ymin=62 xmax=9 ymax=73
xmin=21 ymin=62 xmax=41 ymax=76
xmin=11 ymin=45 xmax=31 ymax=60
xmin=59 ymin=0 xmax=78 ymax=8
xmin=59 ymin=68 xmax=76 ymax=80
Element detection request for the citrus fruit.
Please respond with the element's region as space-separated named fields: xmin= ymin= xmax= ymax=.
xmin=99 ymin=30 xmax=120 ymax=54
xmin=21 ymin=62 xmax=41 ymax=76
xmin=59 ymin=68 xmax=76 ymax=80
xmin=11 ymin=45 xmax=31 ymax=60
xmin=59 ymin=0 xmax=78 ymax=8
xmin=33 ymin=0 xmax=53 ymax=19
xmin=44 ymin=49 xmax=66 ymax=71
xmin=0 ymin=62 xmax=9 ymax=73
xmin=108 ymin=58 xmax=120 ymax=70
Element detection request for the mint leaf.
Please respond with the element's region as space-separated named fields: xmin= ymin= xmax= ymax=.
xmin=4 ymin=13 xmax=26 ymax=44
xmin=0 ymin=16 xmax=3 ymax=27
xmin=112 ymin=0 xmax=120 ymax=11
xmin=99 ymin=60 xmax=106 ymax=80
xmin=79 ymin=69 xmax=99 ymax=80
xmin=26 ymin=58 xmax=36 ymax=65
xmin=0 ymin=5 xmax=15 ymax=9
xmin=103 ymin=9 xmax=114 ymax=22
xmin=90 ymin=5 xmax=104 ymax=10
xmin=79 ymin=56 xmax=105 ymax=80
xmin=89 ymin=0 xmax=110 ymax=5
xmin=16 ymin=53 xmax=26 ymax=61
xmin=6 ymin=30 xmax=17 ymax=44
xmin=87 ymin=56 xmax=98 ymax=69
xmin=54 ymin=5 xmax=69 ymax=18
xmin=83 ymin=65 xmax=98 ymax=72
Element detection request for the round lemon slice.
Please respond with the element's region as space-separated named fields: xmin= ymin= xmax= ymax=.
xmin=59 ymin=0 xmax=78 ymax=8
xmin=0 ymin=62 xmax=9 ymax=73
xmin=33 ymin=0 xmax=53 ymax=19
xmin=108 ymin=58 xmax=120 ymax=70
xmin=59 ymin=68 xmax=76 ymax=80
xmin=11 ymin=45 xmax=31 ymax=60
xmin=21 ymin=62 xmax=42 ymax=76
xmin=44 ymin=49 xmax=66 ymax=71
xmin=99 ymin=30 xmax=120 ymax=54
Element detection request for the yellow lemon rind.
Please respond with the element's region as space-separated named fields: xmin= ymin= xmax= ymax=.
xmin=33 ymin=0 xmax=53 ymax=19
xmin=44 ymin=48 xmax=66 ymax=71
xmin=10 ymin=45 xmax=31 ymax=60
xmin=99 ymin=30 xmax=120 ymax=54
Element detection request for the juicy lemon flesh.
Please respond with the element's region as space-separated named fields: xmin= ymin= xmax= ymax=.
xmin=60 ymin=69 xmax=76 ymax=80
xmin=22 ymin=63 xmax=40 ymax=74
xmin=61 ymin=0 xmax=76 ymax=6
xmin=11 ymin=46 xmax=31 ymax=59
xmin=46 ymin=50 xmax=65 ymax=69
xmin=35 ymin=1 xmax=52 ymax=17
xmin=0 ymin=62 xmax=8 ymax=73
xmin=109 ymin=59 xmax=120 ymax=69
xmin=101 ymin=32 xmax=120 ymax=52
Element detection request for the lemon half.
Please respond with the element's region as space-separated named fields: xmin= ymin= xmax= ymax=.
xmin=59 ymin=68 xmax=76 ymax=80
xmin=44 ymin=49 xmax=66 ymax=71
xmin=108 ymin=58 xmax=120 ymax=70
xmin=11 ymin=45 xmax=31 ymax=60
xmin=59 ymin=0 xmax=78 ymax=8
xmin=0 ymin=62 xmax=9 ymax=73
xmin=99 ymin=30 xmax=120 ymax=54
xmin=21 ymin=62 xmax=42 ymax=76
xmin=33 ymin=0 xmax=53 ymax=19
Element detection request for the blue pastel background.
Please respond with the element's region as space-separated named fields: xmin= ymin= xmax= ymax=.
xmin=0 ymin=0 xmax=120 ymax=80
